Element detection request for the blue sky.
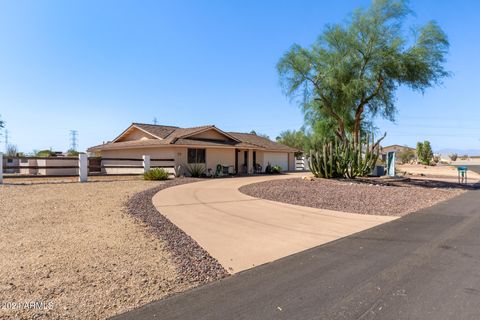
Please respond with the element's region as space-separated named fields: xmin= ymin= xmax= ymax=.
xmin=0 ymin=0 xmax=479 ymax=153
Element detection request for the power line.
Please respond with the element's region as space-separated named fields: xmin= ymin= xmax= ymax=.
xmin=70 ymin=130 xmax=78 ymax=151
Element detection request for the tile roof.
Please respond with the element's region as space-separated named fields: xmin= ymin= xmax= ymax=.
xmin=88 ymin=123 xmax=298 ymax=152
xmin=227 ymin=132 xmax=298 ymax=152
xmin=133 ymin=123 xmax=179 ymax=139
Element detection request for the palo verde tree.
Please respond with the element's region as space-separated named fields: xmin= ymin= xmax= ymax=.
xmin=277 ymin=0 xmax=450 ymax=144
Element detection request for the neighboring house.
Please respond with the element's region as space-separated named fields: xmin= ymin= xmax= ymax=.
xmin=87 ymin=123 xmax=298 ymax=175
xmin=380 ymin=145 xmax=416 ymax=162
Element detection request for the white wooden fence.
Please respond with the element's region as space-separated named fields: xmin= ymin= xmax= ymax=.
xmin=0 ymin=154 xmax=174 ymax=184
xmin=295 ymin=156 xmax=310 ymax=171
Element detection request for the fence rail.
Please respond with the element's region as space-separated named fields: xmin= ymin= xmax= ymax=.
xmin=295 ymin=156 xmax=310 ymax=171
xmin=0 ymin=154 xmax=176 ymax=183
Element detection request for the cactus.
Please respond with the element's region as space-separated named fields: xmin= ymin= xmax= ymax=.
xmin=308 ymin=132 xmax=385 ymax=179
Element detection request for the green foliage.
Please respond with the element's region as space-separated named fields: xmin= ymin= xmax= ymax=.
xmin=277 ymin=0 xmax=449 ymax=143
xmin=416 ymin=141 xmax=433 ymax=165
xmin=398 ymin=148 xmax=416 ymax=164
xmin=265 ymin=163 xmax=282 ymax=174
xmin=187 ymin=163 xmax=205 ymax=177
xmin=449 ymin=153 xmax=458 ymax=161
xmin=67 ymin=149 xmax=80 ymax=156
xmin=276 ymin=129 xmax=309 ymax=153
xmin=35 ymin=149 xmax=56 ymax=157
xmin=309 ymin=132 xmax=385 ymax=179
xmin=143 ymin=168 xmax=170 ymax=181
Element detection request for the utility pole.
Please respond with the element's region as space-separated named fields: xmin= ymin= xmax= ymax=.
xmin=153 ymin=117 xmax=158 ymax=125
xmin=70 ymin=130 xmax=78 ymax=151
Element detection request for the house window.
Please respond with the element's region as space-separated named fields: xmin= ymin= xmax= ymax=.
xmin=187 ymin=148 xmax=206 ymax=163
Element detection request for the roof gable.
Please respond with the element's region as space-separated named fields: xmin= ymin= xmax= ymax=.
xmin=177 ymin=126 xmax=240 ymax=143
xmin=89 ymin=123 xmax=297 ymax=152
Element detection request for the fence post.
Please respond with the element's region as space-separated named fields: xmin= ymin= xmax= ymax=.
xmin=79 ymin=154 xmax=88 ymax=182
xmin=143 ymin=155 xmax=151 ymax=173
xmin=0 ymin=153 xmax=3 ymax=184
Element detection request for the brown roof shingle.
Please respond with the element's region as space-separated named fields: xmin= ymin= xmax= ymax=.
xmin=89 ymin=123 xmax=298 ymax=152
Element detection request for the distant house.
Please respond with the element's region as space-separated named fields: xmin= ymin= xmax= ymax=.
xmin=88 ymin=123 xmax=298 ymax=175
xmin=380 ymin=145 xmax=416 ymax=162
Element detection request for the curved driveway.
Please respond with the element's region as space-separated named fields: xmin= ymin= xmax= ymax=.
xmin=153 ymin=173 xmax=397 ymax=273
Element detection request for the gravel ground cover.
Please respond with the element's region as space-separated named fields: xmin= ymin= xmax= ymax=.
xmin=125 ymin=178 xmax=228 ymax=284
xmin=239 ymin=177 xmax=468 ymax=216
xmin=0 ymin=176 xmax=223 ymax=319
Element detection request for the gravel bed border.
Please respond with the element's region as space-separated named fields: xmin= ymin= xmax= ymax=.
xmin=125 ymin=178 xmax=228 ymax=286
xmin=239 ymin=177 xmax=467 ymax=216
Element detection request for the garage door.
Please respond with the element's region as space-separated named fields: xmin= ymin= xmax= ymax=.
xmin=263 ymin=152 xmax=288 ymax=171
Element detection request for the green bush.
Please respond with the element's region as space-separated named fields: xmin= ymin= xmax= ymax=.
xmin=271 ymin=165 xmax=282 ymax=174
xmin=144 ymin=168 xmax=170 ymax=180
xmin=265 ymin=163 xmax=282 ymax=174
xmin=187 ymin=163 xmax=205 ymax=177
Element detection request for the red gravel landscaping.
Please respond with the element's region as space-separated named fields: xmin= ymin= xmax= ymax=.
xmin=239 ymin=177 xmax=469 ymax=216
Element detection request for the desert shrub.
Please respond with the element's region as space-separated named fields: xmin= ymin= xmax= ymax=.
xmin=187 ymin=163 xmax=205 ymax=177
xmin=432 ymin=155 xmax=440 ymax=164
xmin=67 ymin=149 xmax=80 ymax=156
xmin=460 ymin=154 xmax=469 ymax=160
xmin=144 ymin=168 xmax=170 ymax=180
xmin=398 ymin=149 xmax=415 ymax=164
xmin=265 ymin=163 xmax=282 ymax=174
xmin=271 ymin=165 xmax=282 ymax=174
xmin=35 ymin=149 xmax=56 ymax=157
xmin=449 ymin=153 xmax=458 ymax=161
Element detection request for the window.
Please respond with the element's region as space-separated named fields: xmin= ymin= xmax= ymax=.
xmin=187 ymin=148 xmax=206 ymax=163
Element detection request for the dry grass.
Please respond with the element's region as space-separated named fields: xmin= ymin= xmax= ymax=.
xmin=0 ymin=177 xmax=193 ymax=319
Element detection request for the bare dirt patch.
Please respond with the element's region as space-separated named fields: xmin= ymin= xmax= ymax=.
xmin=0 ymin=177 xmax=200 ymax=319
xmin=239 ymin=177 xmax=469 ymax=216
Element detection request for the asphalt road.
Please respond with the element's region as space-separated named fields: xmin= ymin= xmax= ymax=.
xmin=113 ymin=189 xmax=480 ymax=320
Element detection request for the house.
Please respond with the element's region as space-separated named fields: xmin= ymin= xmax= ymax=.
xmin=380 ymin=144 xmax=416 ymax=162
xmin=87 ymin=123 xmax=298 ymax=175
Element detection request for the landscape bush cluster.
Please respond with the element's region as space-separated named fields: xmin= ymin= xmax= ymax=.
xmin=144 ymin=168 xmax=170 ymax=180
xmin=265 ymin=163 xmax=282 ymax=174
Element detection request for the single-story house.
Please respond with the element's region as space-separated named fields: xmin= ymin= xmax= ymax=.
xmin=87 ymin=123 xmax=298 ymax=175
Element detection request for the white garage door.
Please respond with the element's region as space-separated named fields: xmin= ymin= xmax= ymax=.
xmin=263 ymin=152 xmax=288 ymax=171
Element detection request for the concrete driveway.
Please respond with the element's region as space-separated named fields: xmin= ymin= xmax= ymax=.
xmin=152 ymin=173 xmax=396 ymax=273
